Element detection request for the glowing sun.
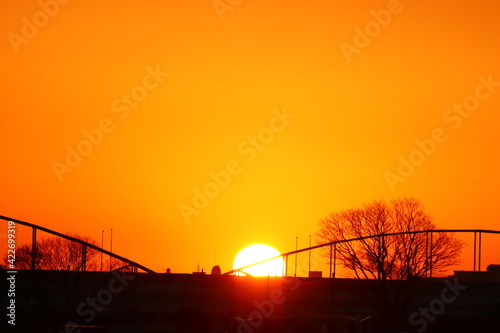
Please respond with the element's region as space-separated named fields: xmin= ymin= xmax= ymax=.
xmin=233 ymin=244 xmax=283 ymax=276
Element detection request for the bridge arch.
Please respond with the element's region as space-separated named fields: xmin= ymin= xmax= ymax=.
xmin=1 ymin=215 xmax=155 ymax=273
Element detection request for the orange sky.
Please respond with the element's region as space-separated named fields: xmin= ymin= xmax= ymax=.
xmin=1 ymin=0 xmax=500 ymax=276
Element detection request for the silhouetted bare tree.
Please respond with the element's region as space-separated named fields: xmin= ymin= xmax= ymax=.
xmin=3 ymin=233 xmax=104 ymax=271
xmin=316 ymin=198 xmax=465 ymax=330
xmin=317 ymin=198 xmax=463 ymax=280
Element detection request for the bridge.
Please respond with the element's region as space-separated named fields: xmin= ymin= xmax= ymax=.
xmin=225 ymin=229 xmax=500 ymax=277
xmin=1 ymin=215 xmax=155 ymax=273
xmin=2 ymin=214 xmax=499 ymax=277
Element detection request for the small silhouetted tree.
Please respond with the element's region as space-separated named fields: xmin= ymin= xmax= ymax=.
xmin=3 ymin=233 xmax=102 ymax=271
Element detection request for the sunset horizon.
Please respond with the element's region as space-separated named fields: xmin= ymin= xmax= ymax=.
xmin=2 ymin=1 xmax=500 ymax=331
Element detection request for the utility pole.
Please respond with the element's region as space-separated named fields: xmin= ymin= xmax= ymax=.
xmin=295 ymin=237 xmax=298 ymax=277
xmin=109 ymin=228 xmax=113 ymax=271
xmin=101 ymin=230 xmax=104 ymax=271
xmin=308 ymin=235 xmax=311 ymax=277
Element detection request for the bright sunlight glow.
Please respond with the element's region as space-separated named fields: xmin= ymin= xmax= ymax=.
xmin=233 ymin=244 xmax=283 ymax=276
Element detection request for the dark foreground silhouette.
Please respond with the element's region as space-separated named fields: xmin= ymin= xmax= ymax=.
xmin=1 ymin=266 xmax=499 ymax=333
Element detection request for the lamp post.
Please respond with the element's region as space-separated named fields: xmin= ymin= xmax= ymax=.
xmin=308 ymin=235 xmax=311 ymax=277
xmin=109 ymin=228 xmax=113 ymax=271
xmin=294 ymin=237 xmax=298 ymax=277
xmin=101 ymin=230 xmax=104 ymax=271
